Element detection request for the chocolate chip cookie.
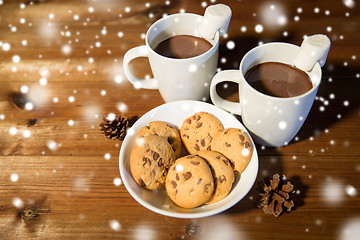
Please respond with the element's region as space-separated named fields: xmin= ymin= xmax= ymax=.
xmin=165 ymin=155 xmax=214 ymax=208
xmin=180 ymin=112 xmax=224 ymax=155
xmin=130 ymin=135 xmax=176 ymax=190
xmin=136 ymin=121 xmax=182 ymax=158
xmin=196 ymin=150 xmax=235 ymax=204
xmin=209 ymin=128 xmax=253 ymax=175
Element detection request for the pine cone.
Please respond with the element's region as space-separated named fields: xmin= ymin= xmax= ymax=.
xmin=99 ymin=114 xmax=128 ymax=140
xmin=257 ymin=174 xmax=295 ymax=217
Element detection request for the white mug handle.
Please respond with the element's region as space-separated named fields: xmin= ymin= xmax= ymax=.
xmin=123 ymin=45 xmax=158 ymax=89
xmin=210 ymin=69 xmax=243 ymax=115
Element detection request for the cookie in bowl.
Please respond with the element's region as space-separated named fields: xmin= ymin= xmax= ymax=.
xmin=165 ymin=155 xmax=215 ymax=208
xmin=209 ymin=128 xmax=253 ymax=175
xmin=130 ymin=135 xmax=176 ymax=190
xmin=180 ymin=112 xmax=224 ymax=154
xmin=136 ymin=121 xmax=182 ymax=158
xmin=195 ymin=150 xmax=235 ymax=204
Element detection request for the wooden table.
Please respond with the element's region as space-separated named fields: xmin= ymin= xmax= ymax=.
xmin=1 ymin=0 xmax=359 ymax=239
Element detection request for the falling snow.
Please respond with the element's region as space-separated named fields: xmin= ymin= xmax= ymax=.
xmin=345 ymin=185 xmax=357 ymax=197
xmin=321 ymin=178 xmax=345 ymax=205
xmin=47 ymin=140 xmax=59 ymax=151
xmin=23 ymin=130 xmax=31 ymax=138
xmin=2 ymin=42 xmax=10 ymax=51
xmin=68 ymin=120 xmax=75 ymax=126
xmin=107 ymin=113 xmax=116 ymax=121
xmin=0 ymin=1 xmax=358 ymax=238
xmin=104 ymin=153 xmax=111 ymax=160
xmin=68 ymin=96 xmax=75 ymax=102
xmin=226 ymin=41 xmax=235 ymax=50
xmin=10 ymin=173 xmax=19 ymax=182
xmin=113 ymin=178 xmax=122 ymax=186
xmin=9 ymin=127 xmax=17 ymax=135
xmin=114 ymin=75 xmax=123 ymax=84
xmin=339 ymin=218 xmax=360 ymax=240
xmin=343 ymin=0 xmax=356 ymax=8
xmin=12 ymin=55 xmax=20 ymax=63
xmin=109 ymin=220 xmax=121 ymax=231
xmin=255 ymin=24 xmax=264 ymax=33
xmin=12 ymin=197 xmax=24 ymax=209
xmin=117 ymin=102 xmax=128 ymax=112
xmin=20 ymin=85 xmax=29 ymax=93
xmin=259 ymin=3 xmax=287 ymax=28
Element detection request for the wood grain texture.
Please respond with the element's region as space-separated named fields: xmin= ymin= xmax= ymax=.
xmin=0 ymin=0 xmax=359 ymax=239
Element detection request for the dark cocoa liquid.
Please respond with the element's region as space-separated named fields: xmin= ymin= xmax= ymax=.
xmin=245 ymin=62 xmax=313 ymax=98
xmin=153 ymin=35 xmax=212 ymax=59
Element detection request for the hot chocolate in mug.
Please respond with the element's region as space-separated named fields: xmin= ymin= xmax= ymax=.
xmin=210 ymin=42 xmax=322 ymax=147
xmin=123 ymin=13 xmax=219 ymax=102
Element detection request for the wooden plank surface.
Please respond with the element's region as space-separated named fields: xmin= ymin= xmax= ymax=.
xmin=0 ymin=0 xmax=359 ymax=239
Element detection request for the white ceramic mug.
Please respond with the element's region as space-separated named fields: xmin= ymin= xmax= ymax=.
xmin=123 ymin=13 xmax=220 ymax=102
xmin=210 ymin=42 xmax=322 ymax=147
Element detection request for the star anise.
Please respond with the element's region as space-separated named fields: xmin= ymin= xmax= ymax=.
xmin=186 ymin=223 xmax=202 ymax=236
xmin=257 ymin=174 xmax=295 ymax=217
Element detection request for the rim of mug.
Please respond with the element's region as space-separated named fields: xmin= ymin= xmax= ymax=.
xmin=145 ymin=13 xmax=220 ymax=61
xmin=239 ymin=42 xmax=322 ymax=101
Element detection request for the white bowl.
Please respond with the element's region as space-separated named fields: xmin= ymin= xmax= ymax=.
xmin=119 ymin=100 xmax=259 ymax=218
